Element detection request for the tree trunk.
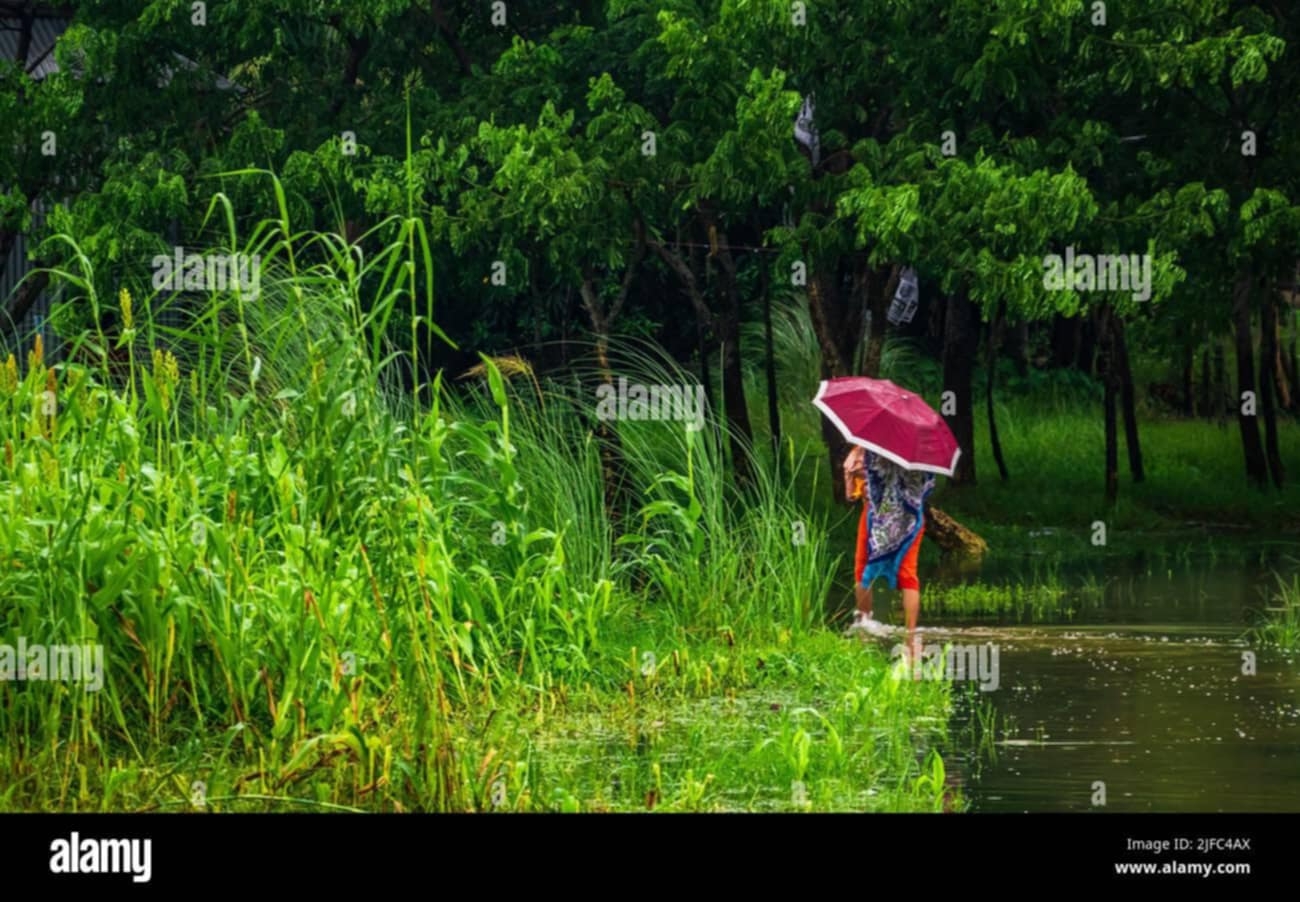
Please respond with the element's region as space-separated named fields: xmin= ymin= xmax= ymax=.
xmin=761 ymin=251 xmax=780 ymax=459
xmin=1199 ymin=344 xmax=1211 ymax=419
xmin=709 ymin=224 xmax=754 ymax=487
xmin=1112 ymin=316 xmax=1144 ymax=482
xmin=1098 ymin=306 xmax=1119 ymax=505
xmin=986 ymin=301 xmax=1009 ymax=481
xmin=1213 ymin=337 xmax=1227 ymax=425
xmin=927 ymin=284 xmax=945 ymax=343
xmin=561 ymin=287 xmax=570 ymax=367
xmin=578 ymin=282 xmax=629 ymax=533
xmin=1277 ymin=338 xmax=1294 ymax=411
xmin=698 ymin=316 xmax=714 ymax=421
xmin=1049 ymin=313 xmax=1074 ymax=369
xmin=1232 ymin=270 xmax=1269 ymax=487
xmin=1079 ymin=316 xmax=1098 ymax=377
xmin=0 ymin=229 xmax=16 ymax=278
xmin=1007 ymin=318 xmax=1029 ymax=378
xmin=689 ymin=242 xmax=716 ymax=421
xmin=860 ymin=264 xmax=898 ymax=379
xmin=942 ymin=288 xmax=977 ymax=485
xmin=1289 ymin=318 xmax=1298 ymax=413
xmin=1270 ymin=295 xmax=1292 ymax=411
xmin=1260 ymin=293 xmax=1285 ymax=488
xmin=577 ymin=229 xmax=645 ymax=533
xmin=808 ymin=272 xmax=851 ymax=503
xmin=806 ymin=272 xmax=844 ymax=375
xmin=651 ymin=234 xmax=717 ymax=420
xmin=1181 ymin=342 xmax=1194 ymax=417
xmin=718 ymin=320 xmax=753 ymax=486
xmin=1104 ymin=372 xmax=1118 ymax=505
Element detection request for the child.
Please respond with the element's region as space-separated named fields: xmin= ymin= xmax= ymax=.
xmin=843 ymin=445 xmax=935 ymax=643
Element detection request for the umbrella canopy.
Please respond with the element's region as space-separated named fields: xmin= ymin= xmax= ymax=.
xmin=812 ymin=376 xmax=962 ymax=476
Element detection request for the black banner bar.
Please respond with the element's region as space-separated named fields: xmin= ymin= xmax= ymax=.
xmin=1 ymin=812 xmax=1284 ymax=890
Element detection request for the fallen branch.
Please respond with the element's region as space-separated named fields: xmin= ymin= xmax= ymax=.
xmin=924 ymin=505 xmax=988 ymax=558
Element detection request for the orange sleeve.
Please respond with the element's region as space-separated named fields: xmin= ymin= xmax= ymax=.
xmin=854 ymin=501 xmax=869 ymax=584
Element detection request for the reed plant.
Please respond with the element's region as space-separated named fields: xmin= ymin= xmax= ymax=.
xmin=0 ymin=176 xmax=956 ymax=811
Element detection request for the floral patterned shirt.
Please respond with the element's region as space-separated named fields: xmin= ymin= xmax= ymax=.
xmin=862 ymin=452 xmax=935 ymax=561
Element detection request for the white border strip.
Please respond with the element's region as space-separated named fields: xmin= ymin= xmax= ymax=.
xmin=812 ymin=380 xmax=962 ymax=476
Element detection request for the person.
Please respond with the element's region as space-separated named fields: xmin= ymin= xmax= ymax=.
xmin=842 ymin=444 xmax=936 ymax=653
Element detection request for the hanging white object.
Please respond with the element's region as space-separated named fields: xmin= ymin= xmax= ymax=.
xmin=794 ymin=94 xmax=820 ymax=167
xmin=887 ymin=267 xmax=919 ymax=324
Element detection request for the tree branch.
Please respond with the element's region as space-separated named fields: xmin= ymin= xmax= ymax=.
xmin=606 ymin=218 xmax=645 ymax=327
xmin=327 ymin=19 xmax=370 ymax=118
xmin=578 ymin=276 xmax=606 ymax=336
xmin=648 ymin=236 xmax=712 ymax=328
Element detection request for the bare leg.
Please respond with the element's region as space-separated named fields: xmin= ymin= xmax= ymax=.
xmin=902 ymin=588 xmax=921 ymax=677
xmin=855 ymin=584 xmax=873 ymax=616
xmin=902 ymin=588 xmax=919 ymax=632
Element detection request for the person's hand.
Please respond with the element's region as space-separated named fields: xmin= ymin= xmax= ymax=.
xmin=843 ymin=446 xmax=866 ymax=501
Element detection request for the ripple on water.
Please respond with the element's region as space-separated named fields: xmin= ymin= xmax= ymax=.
xmin=943 ymin=622 xmax=1300 ymax=812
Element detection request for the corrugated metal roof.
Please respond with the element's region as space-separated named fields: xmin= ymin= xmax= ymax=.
xmin=0 ymin=16 xmax=67 ymax=80
xmin=1 ymin=16 xmax=243 ymax=91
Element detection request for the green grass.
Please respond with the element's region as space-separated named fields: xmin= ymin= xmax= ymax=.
xmin=481 ymin=630 xmax=958 ymax=812
xmin=953 ymin=400 xmax=1300 ymax=535
xmin=1250 ymin=573 xmax=1300 ymax=650
xmin=0 ymin=180 xmax=957 ymax=812
xmin=926 ymin=580 xmax=1076 ymax=621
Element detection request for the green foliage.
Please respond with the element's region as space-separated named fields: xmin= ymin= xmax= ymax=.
xmin=1249 ymin=573 xmax=1300 ymax=650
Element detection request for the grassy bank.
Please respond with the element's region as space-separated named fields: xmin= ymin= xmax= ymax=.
xmin=0 ymin=204 xmax=957 ymax=812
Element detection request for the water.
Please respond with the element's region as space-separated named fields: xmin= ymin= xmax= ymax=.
xmin=861 ymin=544 xmax=1300 ymax=811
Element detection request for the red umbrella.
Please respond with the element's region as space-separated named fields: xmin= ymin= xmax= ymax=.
xmin=812 ymin=376 xmax=961 ymax=476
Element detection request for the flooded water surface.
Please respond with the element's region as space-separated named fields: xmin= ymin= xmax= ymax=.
xmin=866 ymin=544 xmax=1300 ymax=811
